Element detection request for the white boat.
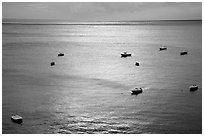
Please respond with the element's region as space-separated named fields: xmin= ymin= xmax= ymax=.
xmin=189 ymin=85 xmax=198 ymax=91
xmin=131 ymin=88 xmax=143 ymax=95
xmin=11 ymin=115 xmax=23 ymax=124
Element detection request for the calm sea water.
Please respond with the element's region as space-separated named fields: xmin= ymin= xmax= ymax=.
xmin=2 ymin=21 xmax=202 ymax=134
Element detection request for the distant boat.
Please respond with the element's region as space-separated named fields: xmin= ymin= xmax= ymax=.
xmin=159 ymin=46 xmax=167 ymax=51
xmin=58 ymin=53 xmax=64 ymax=57
xmin=50 ymin=62 xmax=55 ymax=66
xmin=135 ymin=62 xmax=140 ymax=66
xmin=189 ymin=85 xmax=198 ymax=92
xmin=131 ymin=88 xmax=143 ymax=95
xmin=180 ymin=51 xmax=188 ymax=55
xmin=11 ymin=115 xmax=23 ymax=124
xmin=121 ymin=52 xmax=131 ymax=57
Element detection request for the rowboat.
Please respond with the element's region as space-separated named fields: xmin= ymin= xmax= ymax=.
xmin=131 ymin=88 xmax=143 ymax=95
xmin=121 ymin=52 xmax=131 ymax=57
xmin=58 ymin=53 xmax=64 ymax=56
xmin=180 ymin=51 xmax=188 ymax=55
xmin=159 ymin=46 xmax=167 ymax=51
xmin=11 ymin=115 xmax=23 ymax=124
xmin=189 ymin=85 xmax=198 ymax=91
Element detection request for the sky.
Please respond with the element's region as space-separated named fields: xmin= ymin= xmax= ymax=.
xmin=2 ymin=2 xmax=202 ymax=21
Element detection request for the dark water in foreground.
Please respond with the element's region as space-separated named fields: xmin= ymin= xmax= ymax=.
xmin=2 ymin=21 xmax=202 ymax=134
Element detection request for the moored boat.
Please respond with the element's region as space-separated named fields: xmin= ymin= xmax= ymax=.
xmin=180 ymin=51 xmax=188 ymax=55
xmin=50 ymin=62 xmax=55 ymax=66
xmin=121 ymin=52 xmax=131 ymax=57
xmin=189 ymin=85 xmax=198 ymax=91
xmin=11 ymin=115 xmax=23 ymax=124
xmin=135 ymin=62 xmax=139 ymax=66
xmin=159 ymin=46 xmax=167 ymax=51
xmin=58 ymin=53 xmax=64 ymax=56
xmin=131 ymin=88 xmax=143 ymax=95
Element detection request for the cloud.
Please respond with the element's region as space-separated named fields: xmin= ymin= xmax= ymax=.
xmin=2 ymin=2 xmax=202 ymax=21
xmin=27 ymin=3 xmax=49 ymax=9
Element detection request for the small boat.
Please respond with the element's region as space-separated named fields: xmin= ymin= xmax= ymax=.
xmin=50 ymin=62 xmax=55 ymax=66
xmin=135 ymin=62 xmax=139 ymax=66
xmin=121 ymin=52 xmax=131 ymax=57
xmin=58 ymin=53 xmax=64 ymax=57
xmin=159 ymin=46 xmax=167 ymax=51
xmin=180 ymin=51 xmax=188 ymax=55
xmin=189 ymin=85 xmax=198 ymax=92
xmin=131 ymin=88 xmax=143 ymax=95
xmin=11 ymin=115 xmax=23 ymax=124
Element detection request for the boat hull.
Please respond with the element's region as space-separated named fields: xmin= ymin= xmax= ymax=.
xmin=50 ymin=62 xmax=55 ymax=66
xmin=58 ymin=53 xmax=64 ymax=56
xmin=135 ymin=62 xmax=139 ymax=66
xmin=180 ymin=52 xmax=188 ymax=55
xmin=131 ymin=90 xmax=143 ymax=95
xmin=121 ymin=54 xmax=131 ymax=57
xmin=159 ymin=48 xmax=167 ymax=51
xmin=11 ymin=115 xmax=23 ymax=124
xmin=189 ymin=86 xmax=198 ymax=92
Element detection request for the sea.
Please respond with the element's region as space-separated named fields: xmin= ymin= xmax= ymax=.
xmin=2 ymin=20 xmax=202 ymax=134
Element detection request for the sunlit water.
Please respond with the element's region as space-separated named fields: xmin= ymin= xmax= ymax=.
xmin=2 ymin=21 xmax=202 ymax=134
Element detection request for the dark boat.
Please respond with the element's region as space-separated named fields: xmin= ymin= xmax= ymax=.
xmin=159 ymin=46 xmax=167 ymax=51
xmin=189 ymin=85 xmax=198 ymax=92
xmin=180 ymin=51 xmax=188 ymax=55
xmin=58 ymin=53 xmax=64 ymax=57
xmin=131 ymin=88 xmax=143 ymax=95
xmin=50 ymin=62 xmax=55 ymax=66
xmin=121 ymin=52 xmax=131 ymax=57
xmin=135 ymin=62 xmax=139 ymax=66
xmin=11 ymin=115 xmax=23 ymax=124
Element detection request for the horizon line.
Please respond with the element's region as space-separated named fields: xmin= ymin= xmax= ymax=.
xmin=2 ymin=18 xmax=202 ymax=25
xmin=3 ymin=18 xmax=202 ymax=22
